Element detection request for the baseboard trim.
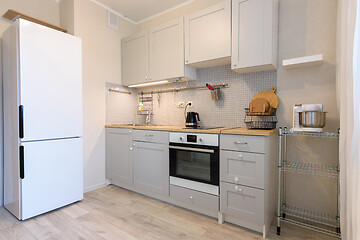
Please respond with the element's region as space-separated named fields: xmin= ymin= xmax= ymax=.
xmin=84 ymin=181 xmax=107 ymax=193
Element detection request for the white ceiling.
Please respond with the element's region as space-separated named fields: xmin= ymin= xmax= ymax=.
xmin=93 ymin=0 xmax=194 ymax=24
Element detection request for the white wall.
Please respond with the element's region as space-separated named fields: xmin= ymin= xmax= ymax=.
xmin=60 ymin=0 xmax=136 ymax=192
xmin=0 ymin=0 xmax=60 ymax=206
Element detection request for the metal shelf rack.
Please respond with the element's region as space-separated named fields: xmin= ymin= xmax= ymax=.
xmin=277 ymin=127 xmax=341 ymax=238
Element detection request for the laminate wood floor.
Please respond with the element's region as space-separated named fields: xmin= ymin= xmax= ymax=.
xmin=0 ymin=185 xmax=338 ymax=240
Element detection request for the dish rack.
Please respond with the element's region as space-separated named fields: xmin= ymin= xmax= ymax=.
xmin=244 ymin=108 xmax=278 ymax=129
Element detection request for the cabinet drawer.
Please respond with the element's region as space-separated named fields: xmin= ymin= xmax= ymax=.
xmin=133 ymin=130 xmax=169 ymax=144
xmin=220 ymin=150 xmax=264 ymax=189
xmin=220 ymin=182 xmax=264 ymax=225
xmin=220 ymin=134 xmax=265 ymax=153
xmin=170 ymin=185 xmax=219 ymax=211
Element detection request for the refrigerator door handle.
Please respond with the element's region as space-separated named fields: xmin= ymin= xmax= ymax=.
xmin=19 ymin=105 xmax=24 ymax=139
xmin=20 ymin=146 xmax=25 ymax=179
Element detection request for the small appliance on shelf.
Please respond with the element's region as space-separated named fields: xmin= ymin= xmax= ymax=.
xmin=291 ymin=104 xmax=327 ymax=132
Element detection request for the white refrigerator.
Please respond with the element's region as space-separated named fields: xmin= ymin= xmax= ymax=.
xmin=2 ymin=19 xmax=83 ymax=220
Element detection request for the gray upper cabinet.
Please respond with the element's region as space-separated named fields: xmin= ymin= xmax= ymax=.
xmin=184 ymin=0 xmax=231 ymax=68
xmin=231 ymin=0 xmax=278 ymax=73
xmin=121 ymin=18 xmax=196 ymax=86
xmin=149 ymin=18 xmax=196 ymax=82
xmin=133 ymin=141 xmax=169 ymax=196
xmin=105 ymin=128 xmax=133 ymax=185
xmin=121 ymin=31 xmax=149 ymax=86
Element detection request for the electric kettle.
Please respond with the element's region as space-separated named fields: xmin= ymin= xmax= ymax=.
xmin=185 ymin=112 xmax=200 ymax=128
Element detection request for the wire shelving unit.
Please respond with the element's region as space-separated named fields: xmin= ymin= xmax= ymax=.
xmin=277 ymin=127 xmax=341 ymax=238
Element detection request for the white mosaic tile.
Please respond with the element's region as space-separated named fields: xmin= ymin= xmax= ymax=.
xmin=106 ymin=64 xmax=277 ymax=127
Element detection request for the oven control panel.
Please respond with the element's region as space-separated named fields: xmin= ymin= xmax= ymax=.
xmin=170 ymin=132 xmax=219 ymax=146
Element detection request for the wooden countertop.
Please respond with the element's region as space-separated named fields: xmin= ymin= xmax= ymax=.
xmin=220 ymin=127 xmax=278 ymax=136
xmin=105 ymin=125 xmax=278 ymax=136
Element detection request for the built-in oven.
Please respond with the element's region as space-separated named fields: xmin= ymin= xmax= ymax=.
xmin=169 ymin=132 xmax=219 ymax=196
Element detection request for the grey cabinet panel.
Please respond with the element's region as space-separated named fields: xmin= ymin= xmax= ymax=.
xmin=220 ymin=182 xmax=264 ymax=225
xmin=170 ymin=185 xmax=219 ymax=211
xmin=220 ymin=150 xmax=265 ymax=189
xmin=133 ymin=130 xmax=169 ymax=144
xmin=133 ymin=141 xmax=169 ymax=196
xmin=106 ymin=128 xmax=133 ymax=185
xmin=220 ymin=134 xmax=265 ymax=153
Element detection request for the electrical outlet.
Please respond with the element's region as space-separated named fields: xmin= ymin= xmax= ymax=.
xmin=187 ymin=101 xmax=193 ymax=108
xmin=177 ymin=102 xmax=185 ymax=108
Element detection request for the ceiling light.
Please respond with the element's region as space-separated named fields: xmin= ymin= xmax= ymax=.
xmin=128 ymin=80 xmax=170 ymax=88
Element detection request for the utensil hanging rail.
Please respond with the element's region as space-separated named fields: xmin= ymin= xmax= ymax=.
xmin=108 ymin=89 xmax=131 ymax=94
xmin=138 ymin=83 xmax=228 ymax=95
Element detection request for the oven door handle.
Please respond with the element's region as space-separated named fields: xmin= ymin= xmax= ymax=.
xmin=169 ymin=145 xmax=215 ymax=153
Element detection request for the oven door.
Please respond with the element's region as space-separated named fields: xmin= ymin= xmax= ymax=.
xmin=169 ymin=143 xmax=219 ymax=186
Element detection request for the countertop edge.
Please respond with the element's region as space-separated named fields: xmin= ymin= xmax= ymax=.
xmin=105 ymin=125 xmax=278 ymax=136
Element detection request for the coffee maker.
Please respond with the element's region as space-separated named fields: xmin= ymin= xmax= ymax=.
xmin=291 ymin=104 xmax=325 ymax=132
xmin=185 ymin=112 xmax=200 ymax=128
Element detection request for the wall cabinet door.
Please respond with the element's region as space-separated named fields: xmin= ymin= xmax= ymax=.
xmin=184 ymin=0 xmax=231 ymax=68
xmin=105 ymin=128 xmax=133 ymax=185
xmin=232 ymin=0 xmax=278 ymax=73
xmin=133 ymin=141 xmax=169 ymax=196
xmin=149 ymin=18 xmax=184 ymax=81
xmin=121 ymin=30 xmax=149 ymax=86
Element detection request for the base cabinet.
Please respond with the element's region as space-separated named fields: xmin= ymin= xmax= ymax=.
xmin=219 ymin=134 xmax=278 ymax=238
xmin=220 ymin=182 xmax=264 ymax=225
xmin=170 ymin=185 xmax=219 ymax=211
xmin=105 ymin=128 xmax=133 ymax=185
xmin=133 ymin=141 xmax=169 ymax=196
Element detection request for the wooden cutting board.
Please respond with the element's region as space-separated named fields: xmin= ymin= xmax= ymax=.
xmin=252 ymin=87 xmax=278 ymax=109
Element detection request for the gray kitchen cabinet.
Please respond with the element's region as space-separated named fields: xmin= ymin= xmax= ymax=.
xmin=133 ymin=131 xmax=169 ymax=196
xmin=105 ymin=128 xmax=133 ymax=185
xmin=219 ymin=133 xmax=278 ymax=238
xmin=220 ymin=182 xmax=264 ymax=225
xmin=170 ymin=185 xmax=219 ymax=212
xmin=220 ymin=150 xmax=265 ymax=189
xmin=121 ymin=18 xmax=196 ymax=86
xmin=121 ymin=30 xmax=149 ymax=86
xmin=231 ymin=0 xmax=278 ymax=73
xmin=184 ymin=0 xmax=231 ymax=68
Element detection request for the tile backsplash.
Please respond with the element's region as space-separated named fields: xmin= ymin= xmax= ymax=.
xmin=106 ymin=64 xmax=277 ymax=128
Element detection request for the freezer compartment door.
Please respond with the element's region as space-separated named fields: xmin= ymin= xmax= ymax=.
xmin=20 ymin=137 xmax=83 ymax=220
xmin=18 ymin=19 xmax=82 ymax=141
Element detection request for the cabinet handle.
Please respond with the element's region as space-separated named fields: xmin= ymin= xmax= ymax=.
xmin=235 ymin=185 xmax=242 ymax=193
xmin=189 ymin=196 xmax=193 ymax=200
xmin=149 ymin=77 xmax=152 ymax=80
xmin=130 ymin=147 xmax=133 ymax=151
xmin=233 ymin=63 xmax=237 ymax=67
xmin=234 ymin=141 xmax=247 ymax=145
xmin=129 ymin=130 xmax=132 ymax=133
xmin=146 ymin=77 xmax=148 ymax=80
xmin=234 ymin=177 xmax=239 ymax=184
xmin=238 ymin=154 xmax=243 ymax=159
xmin=185 ymin=59 xmax=189 ymax=63
xmin=133 ymin=143 xmax=136 ymax=146
xmin=146 ymin=134 xmax=154 ymax=137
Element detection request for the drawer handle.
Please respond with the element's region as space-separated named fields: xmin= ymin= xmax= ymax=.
xmin=189 ymin=196 xmax=193 ymax=200
xmin=234 ymin=141 xmax=248 ymax=145
xmin=235 ymin=185 xmax=242 ymax=193
xmin=146 ymin=134 xmax=154 ymax=137
xmin=238 ymin=154 xmax=243 ymax=159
